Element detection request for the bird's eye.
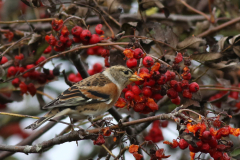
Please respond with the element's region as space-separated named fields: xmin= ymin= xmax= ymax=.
xmin=123 ymin=70 xmax=129 ymax=75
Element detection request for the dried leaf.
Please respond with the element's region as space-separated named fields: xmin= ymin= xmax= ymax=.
xmin=182 ymin=99 xmax=200 ymax=108
xmin=218 ymin=36 xmax=228 ymax=52
xmin=229 ymin=34 xmax=240 ymax=57
xmin=190 ymin=52 xmax=222 ymax=61
xmin=177 ymin=36 xmax=206 ymax=50
xmin=151 ymin=23 xmax=178 ymax=48
xmin=129 ymin=145 xmax=139 ymax=153
xmin=0 ymin=66 xmax=5 ymax=78
xmin=204 ymin=60 xmax=238 ymax=69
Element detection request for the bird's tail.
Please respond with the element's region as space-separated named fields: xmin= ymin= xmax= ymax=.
xmin=25 ymin=108 xmax=71 ymax=130
xmin=25 ymin=116 xmax=54 ymax=130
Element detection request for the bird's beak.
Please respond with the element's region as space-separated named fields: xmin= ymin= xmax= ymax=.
xmin=129 ymin=75 xmax=143 ymax=82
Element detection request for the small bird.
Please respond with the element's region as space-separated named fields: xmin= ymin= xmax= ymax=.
xmin=25 ymin=65 xmax=142 ymax=130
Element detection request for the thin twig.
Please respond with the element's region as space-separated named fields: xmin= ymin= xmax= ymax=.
xmin=178 ymin=0 xmax=210 ymax=21
xmin=102 ymin=144 xmax=117 ymax=159
xmin=0 ymin=18 xmax=54 ymax=24
xmin=198 ymin=16 xmax=240 ymax=37
xmin=36 ymin=90 xmax=54 ymax=100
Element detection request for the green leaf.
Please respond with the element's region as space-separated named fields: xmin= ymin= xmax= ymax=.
xmin=230 ymin=148 xmax=240 ymax=157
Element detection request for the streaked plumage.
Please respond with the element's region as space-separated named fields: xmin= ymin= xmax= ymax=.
xmin=25 ymin=65 xmax=142 ymax=130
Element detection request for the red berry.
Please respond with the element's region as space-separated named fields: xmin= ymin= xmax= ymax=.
xmin=65 ymin=39 xmax=72 ymax=48
xmin=182 ymin=72 xmax=191 ymax=80
xmin=43 ymin=45 xmax=52 ymax=54
xmin=161 ymin=120 xmax=168 ymax=127
xmin=26 ymin=64 xmax=35 ymax=72
xmin=87 ymin=48 xmax=95 ymax=55
xmin=19 ymin=82 xmax=28 ymax=94
xmin=171 ymin=96 xmax=181 ymax=105
xmin=142 ymin=56 xmax=154 ymax=68
xmin=12 ymin=78 xmax=20 ymax=88
xmin=211 ymin=151 xmax=223 ymax=160
xmin=51 ymin=19 xmax=63 ymax=31
xmin=174 ymin=52 xmax=183 ymax=63
xmin=88 ymin=69 xmax=95 ymax=75
xmin=54 ymin=40 xmax=65 ymax=52
xmin=179 ymin=139 xmax=189 ymax=149
xmin=133 ymin=103 xmax=145 ymax=112
xmin=15 ymin=54 xmax=24 ymax=60
xmin=61 ymin=26 xmax=69 ymax=37
xmin=96 ymin=47 xmax=106 ymax=56
xmin=0 ymin=56 xmax=8 ymax=64
xmin=95 ymin=24 xmax=104 ymax=35
xmin=189 ymin=144 xmax=199 ymax=153
xmin=8 ymin=66 xmax=17 ymax=76
xmin=182 ymin=89 xmax=192 ymax=99
xmin=165 ymin=71 xmax=175 ymax=81
xmin=73 ymin=77 xmax=82 ymax=82
xmin=133 ymin=48 xmax=144 ymax=59
xmin=45 ymin=34 xmax=57 ymax=46
xmin=80 ymin=30 xmax=92 ymax=42
xmin=196 ymin=141 xmax=203 ymax=148
xmin=60 ymin=35 xmax=69 ymax=43
xmin=125 ymin=91 xmax=134 ymax=101
xmin=126 ymin=58 xmax=137 ymax=68
xmin=100 ymin=49 xmax=109 ymax=58
xmin=27 ymin=83 xmax=37 ymax=96
xmin=181 ymin=80 xmax=189 ymax=89
xmin=143 ymin=78 xmax=155 ymax=86
xmin=71 ymin=26 xmax=83 ymax=37
xmin=73 ymin=36 xmax=81 ymax=43
xmin=208 ymin=136 xmax=218 ymax=148
xmin=35 ymin=56 xmax=46 ymax=65
xmin=157 ymin=74 xmax=167 ymax=85
xmin=189 ymin=82 xmax=199 ymax=92
xmin=93 ymin=63 xmax=102 ymax=73
xmin=146 ymin=99 xmax=158 ymax=111
xmin=131 ymin=85 xmax=141 ymax=95
xmin=202 ymin=131 xmax=211 ymax=141
xmin=152 ymin=93 xmax=163 ymax=100
xmin=200 ymin=143 xmax=210 ymax=153
xmin=68 ymin=73 xmax=76 ymax=82
xmin=89 ymin=34 xmax=100 ymax=44
xmin=140 ymin=67 xmax=149 ymax=73
xmin=170 ymin=80 xmax=178 ymax=88
xmin=174 ymin=82 xmax=183 ymax=92
xmin=142 ymin=87 xmax=152 ymax=97
xmin=167 ymin=88 xmax=178 ymax=99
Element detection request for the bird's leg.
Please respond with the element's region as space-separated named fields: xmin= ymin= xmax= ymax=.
xmin=88 ymin=116 xmax=100 ymax=128
xmin=69 ymin=117 xmax=79 ymax=146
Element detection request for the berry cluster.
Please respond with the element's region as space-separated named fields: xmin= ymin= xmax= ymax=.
xmin=8 ymin=53 xmax=58 ymax=95
xmin=128 ymin=144 xmax=170 ymax=160
xmin=45 ymin=20 xmax=110 ymax=67
xmin=209 ymin=86 xmax=240 ymax=109
xmin=115 ymin=51 xmax=200 ymax=113
xmin=145 ymin=120 xmax=168 ymax=143
xmin=123 ymin=48 xmax=144 ymax=68
xmin=163 ymin=119 xmax=240 ymax=160
xmin=68 ymin=63 xmax=103 ymax=83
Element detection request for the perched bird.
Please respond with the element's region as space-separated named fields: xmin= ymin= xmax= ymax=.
xmin=25 ymin=65 xmax=142 ymax=130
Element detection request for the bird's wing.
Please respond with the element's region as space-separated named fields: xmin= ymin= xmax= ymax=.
xmin=43 ymin=73 xmax=117 ymax=109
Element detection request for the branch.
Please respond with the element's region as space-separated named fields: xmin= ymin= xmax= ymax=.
xmin=69 ymin=53 xmax=89 ymax=79
xmin=178 ymin=0 xmax=210 ymax=22
xmin=0 ymin=112 xmax=180 ymax=154
xmin=0 ymin=117 xmax=61 ymax=159
xmin=198 ymin=16 xmax=240 ymax=37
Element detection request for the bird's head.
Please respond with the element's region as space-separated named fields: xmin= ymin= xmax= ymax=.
xmin=104 ymin=65 xmax=143 ymax=90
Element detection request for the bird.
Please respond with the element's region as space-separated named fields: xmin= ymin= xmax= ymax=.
xmin=25 ymin=65 xmax=142 ymax=130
